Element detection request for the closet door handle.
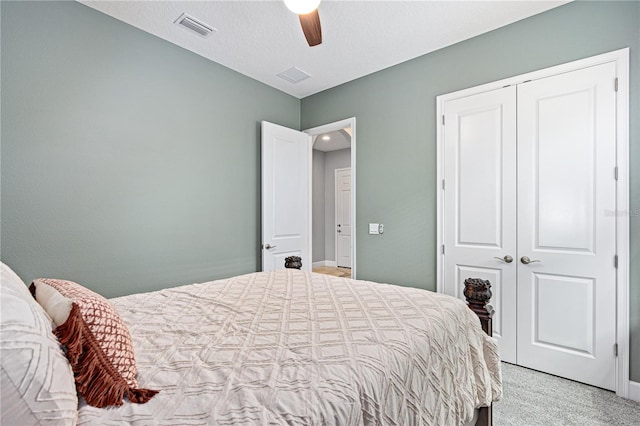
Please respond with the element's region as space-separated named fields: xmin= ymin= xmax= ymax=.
xmin=520 ymin=256 xmax=540 ymax=265
xmin=494 ymin=255 xmax=513 ymax=263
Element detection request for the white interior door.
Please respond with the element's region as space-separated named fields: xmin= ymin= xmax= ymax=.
xmin=442 ymin=86 xmax=518 ymax=363
xmin=516 ymin=62 xmax=617 ymax=390
xmin=261 ymin=121 xmax=312 ymax=272
xmin=335 ymin=168 xmax=351 ymax=268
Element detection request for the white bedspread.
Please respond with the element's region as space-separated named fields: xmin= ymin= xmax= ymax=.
xmin=77 ymin=270 xmax=501 ymax=425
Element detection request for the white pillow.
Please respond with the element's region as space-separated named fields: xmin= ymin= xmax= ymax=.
xmin=0 ymin=262 xmax=78 ymax=425
xmin=32 ymin=279 xmax=73 ymax=326
xmin=1 ymin=261 xmax=34 ymax=301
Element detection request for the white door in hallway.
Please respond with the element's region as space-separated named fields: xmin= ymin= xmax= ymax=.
xmin=516 ymin=62 xmax=617 ymax=390
xmin=442 ymin=86 xmax=518 ymax=363
xmin=261 ymin=121 xmax=312 ymax=272
xmin=335 ymin=168 xmax=352 ymax=268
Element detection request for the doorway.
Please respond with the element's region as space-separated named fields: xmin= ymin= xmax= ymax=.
xmin=260 ymin=118 xmax=356 ymax=278
xmin=305 ymin=118 xmax=356 ymax=279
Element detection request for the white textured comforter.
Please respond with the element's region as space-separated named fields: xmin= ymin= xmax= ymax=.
xmin=78 ymin=270 xmax=501 ymax=425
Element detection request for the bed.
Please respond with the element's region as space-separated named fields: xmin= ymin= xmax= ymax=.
xmin=1 ymin=262 xmax=501 ymax=425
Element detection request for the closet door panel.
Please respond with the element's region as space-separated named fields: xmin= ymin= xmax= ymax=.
xmin=516 ymin=62 xmax=617 ymax=390
xmin=535 ymin=88 xmax=595 ymax=251
xmin=442 ymin=86 xmax=517 ymax=363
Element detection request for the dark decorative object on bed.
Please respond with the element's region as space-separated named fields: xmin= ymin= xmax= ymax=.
xmin=284 ymin=255 xmax=302 ymax=269
xmin=464 ymin=277 xmax=495 ymax=426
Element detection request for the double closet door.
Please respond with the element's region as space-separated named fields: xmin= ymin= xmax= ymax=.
xmin=442 ymin=62 xmax=617 ymax=391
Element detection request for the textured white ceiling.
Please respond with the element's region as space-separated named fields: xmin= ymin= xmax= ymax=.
xmin=80 ymin=0 xmax=569 ymax=99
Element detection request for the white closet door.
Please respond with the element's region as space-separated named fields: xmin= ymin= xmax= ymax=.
xmin=442 ymin=86 xmax=517 ymax=363
xmin=516 ymin=62 xmax=617 ymax=390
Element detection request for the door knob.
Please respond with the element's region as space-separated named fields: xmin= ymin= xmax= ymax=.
xmin=494 ymin=255 xmax=513 ymax=263
xmin=520 ymin=256 xmax=540 ymax=264
xmin=337 ymin=230 xmax=342 ymax=233
xmin=264 ymin=244 xmax=276 ymax=249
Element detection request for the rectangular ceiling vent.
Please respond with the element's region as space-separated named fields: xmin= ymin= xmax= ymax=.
xmin=174 ymin=13 xmax=216 ymax=38
xmin=277 ymin=67 xmax=312 ymax=84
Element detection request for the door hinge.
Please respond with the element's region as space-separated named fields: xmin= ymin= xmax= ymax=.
xmin=614 ymin=78 xmax=619 ymax=92
xmin=614 ymin=166 xmax=619 ymax=180
xmin=442 ymin=179 xmax=445 ymax=190
xmin=614 ymin=254 xmax=618 ymax=268
xmin=442 ymin=245 xmax=445 ymax=255
xmin=614 ymin=343 xmax=618 ymax=357
xmin=442 ymin=115 xmax=445 ymax=125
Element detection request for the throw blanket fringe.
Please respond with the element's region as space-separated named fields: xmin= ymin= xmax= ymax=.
xmin=55 ymin=303 xmax=159 ymax=408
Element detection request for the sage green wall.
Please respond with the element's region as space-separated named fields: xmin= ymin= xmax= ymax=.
xmin=1 ymin=1 xmax=300 ymax=297
xmin=301 ymin=1 xmax=640 ymax=381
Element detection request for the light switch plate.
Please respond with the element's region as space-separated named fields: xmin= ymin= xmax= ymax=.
xmin=369 ymin=223 xmax=379 ymax=235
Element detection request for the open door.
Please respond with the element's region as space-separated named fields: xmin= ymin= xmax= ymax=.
xmin=261 ymin=121 xmax=312 ymax=272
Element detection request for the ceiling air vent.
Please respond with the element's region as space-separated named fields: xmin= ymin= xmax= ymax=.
xmin=174 ymin=13 xmax=216 ymax=38
xmin=277 ymin=67 xmax=311 ymax=84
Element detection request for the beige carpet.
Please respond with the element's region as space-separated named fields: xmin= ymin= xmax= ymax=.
xmin=495 ymin=362 xmax=640 ymax=425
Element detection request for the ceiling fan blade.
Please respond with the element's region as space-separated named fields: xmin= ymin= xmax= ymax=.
xmin=299 ymin=9 xmax=322 ymax=46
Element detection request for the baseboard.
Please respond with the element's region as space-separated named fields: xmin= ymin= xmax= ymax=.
xmin=630 ymin=380 xmax=640 ymax=402
xmin=312 ymin=260 xmax=338 ymax=268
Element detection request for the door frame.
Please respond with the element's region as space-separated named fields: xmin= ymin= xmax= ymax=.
xmin=435 ymin=48 xmax=630 ymax=398
xmin=335 ymin=167 xmax=352 ymax=268
xmin=305 ymin=117 xmax=357 ymax=278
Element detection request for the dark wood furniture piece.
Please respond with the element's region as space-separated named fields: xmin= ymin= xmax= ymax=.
xmin=284 ymin=256 xmax=302 ymax=270
xmin=464 ymin=277 xmax=495 ymax=426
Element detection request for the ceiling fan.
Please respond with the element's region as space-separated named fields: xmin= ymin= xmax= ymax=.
xmin=284 ymin=0 xmax=322 ymax=46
